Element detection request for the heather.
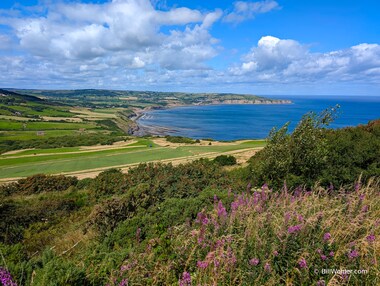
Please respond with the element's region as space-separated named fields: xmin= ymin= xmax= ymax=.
xmin=0 ymin=112 xmax=379 ymax=285
xmin=108 ymin=180 xmax=380 ymax=285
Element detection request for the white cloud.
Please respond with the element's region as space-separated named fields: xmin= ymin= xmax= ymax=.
xmin=224 ymin=0 xmax=279 ymax=24
xmin=0 ymin=1 xmax=379 ymax=94
xmin=2 ymin=0 xmax=219 ymax=69
xmin=230 ymin=36 xmax=380 ymax=84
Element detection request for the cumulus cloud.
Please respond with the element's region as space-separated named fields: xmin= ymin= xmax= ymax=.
xmin=1 ymin=0 xmax=220 ymax=69
xmin=0 ymin=1 xmax=379 ymax=93
xmin=230 ymin=36 xmax=380 ymax=83
xmin=224 ymin=1 xmax=279 ymax=24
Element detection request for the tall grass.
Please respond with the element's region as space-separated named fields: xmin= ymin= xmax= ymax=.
xmin=109 ymin=179 xmax=379 ymax=286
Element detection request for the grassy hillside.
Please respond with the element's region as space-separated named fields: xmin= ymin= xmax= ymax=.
xmin=0 ymin=90 xmax=132 ymax=153
xmin=0 ymin=89 xmax=72 ymax=118
xmin=10 ymin=89 xmax=290 ymax=109
xmin=0 ymin=114 xmax=378 ymax=286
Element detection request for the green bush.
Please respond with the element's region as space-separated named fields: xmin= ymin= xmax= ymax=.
xmin=249 ymin=107 xmax=338 ymax=189
xmin=249 ymin=111 xmax=380 ymax=189
xmin=213 ymin=155 xmax=237 ymax=166
xmin=90 ymin=169 xmax=127 ymax=197
xmin=165 ymin=135 xmax=195 ymax=144
xmin=0 ymin=174 xmax=78 ymax=196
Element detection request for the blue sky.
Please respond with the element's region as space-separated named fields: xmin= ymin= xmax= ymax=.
xmin=0 ymin=0 xmax=379 ymax=95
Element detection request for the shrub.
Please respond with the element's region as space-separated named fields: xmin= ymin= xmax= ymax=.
xmin=87 ymin=197 xmax=133 ymax=236
xmin=249 ymin=106 xmax=339 ymax=189
xmin=90 ymin=169 xmax=127 ymax=197
xmin=0 ymin=174 xmax=78 ymax=196
xmin=213 ymin=155 xmax=237 ymax=166
xmin=165 ymin=136 xmax=195 ymax=144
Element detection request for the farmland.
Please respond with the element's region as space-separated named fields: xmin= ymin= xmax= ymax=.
xmin=0 ymin=138 xmax=266 ymax=181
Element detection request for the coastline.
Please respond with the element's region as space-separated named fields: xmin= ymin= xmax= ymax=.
xmin=129 ymin=99 xmax=293 ymax=137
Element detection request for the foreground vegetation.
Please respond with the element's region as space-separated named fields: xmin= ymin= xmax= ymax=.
xmin=0 ymin=110 xmax=379 ymax=285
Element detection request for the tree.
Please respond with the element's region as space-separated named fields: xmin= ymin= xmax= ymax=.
xmin=249 ymin=106 xmax=339 ymax=189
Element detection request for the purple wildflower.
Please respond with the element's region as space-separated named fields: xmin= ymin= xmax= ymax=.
xmin=294 ymin=186 xmax=302 ymax=197
xmin=197 ymin=261 xmax=208 ymax=269
xmin=273 ymin=250 xmax=279 ymax=257
xmin=217 ymin=201 xmax=227 ymax=218
xmin=316 ymin=249 xmax=323 ymax=254
xmin=196 ymin=212 xmax=209 ymax=225
xmin=348 ymin=249 xmax=359 ymax=259
xmin=362 ymin=205 xmax=369 ymax=212
xmin=264 ymin=262 xmax=271 ymax=272
xmin=179 ymin=272 xmax=192 ymax=286
xmin=366 ymin=234 xmax=375 ymax=243
xmin=320 ymin=254 xmax=327 ymax=261
xmin=119 ymin=279 xmax=128 ymax=286
xmin=354 ymin=182 xmax=361 ymax=192
xmin=120 ymin=265 xmax=128 ymax=272
xmin=0 ymin=268 xmax=17 ymax=286
xmin=288 ymin=224 xmax=302 ymax=234
xmin=249 ymin=258 xmax=260 ymax=266
xmin=359 ymin=194 xmax=365 ymax=201
xmin=341 ymin=273 xmax=349 ymax=282
xmin=298 ymin=258 xmax=307 ymax=269
xmin=316 ymin=280 xmax=326 ymax=286
xmin=329 ymin=251 xmax=334 ymax=257
xmin=297 ymin=214 xmax=304 ymax=222
xmin=323 ymin=232 xmax=331 ymax=241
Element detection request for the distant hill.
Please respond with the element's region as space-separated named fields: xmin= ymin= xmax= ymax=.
xmin=0 ymin=89 xmax=72 ymax=118
xmin=0 ymin=89 xmax=45 ymax=104
xmin=8 ymin=88 xmax=291 ymax=109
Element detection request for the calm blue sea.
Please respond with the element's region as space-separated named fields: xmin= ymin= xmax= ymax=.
xmin=138 ymin=96 xmax=380 ymax=141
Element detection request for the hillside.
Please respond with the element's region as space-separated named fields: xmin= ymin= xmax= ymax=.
xmin=10 ymin=89 xmax=291 ymax=109
xmin=0 ymin=112 xmax=379 ymax=286
xmin=0 ymin=90 xmax=134 ymax=154
xmin=0 ymin=89 xmax=71 ymax=118
xmin=0 ymin=89 xmax=44 ymax=104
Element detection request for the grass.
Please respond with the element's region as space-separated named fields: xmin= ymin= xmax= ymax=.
xmin=2 ymin=147 xmax=82 ymax=156
xmin=0 ymin=147 xmax=188 ymax=178
xmin=110 ymin=179 xmax=380 ymax=286
xmin=0 ymin=130 xmax=85 ymax=141
xmin=0 ymin=103 xmax=73 ymax=117
xmin=0 ymin=120 xmax=98 ymax=131
xmin=0 ymin=140 xmax=264 ymax=179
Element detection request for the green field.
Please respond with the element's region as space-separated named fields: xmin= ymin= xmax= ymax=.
xmin=0 ymin=139 xmax=265 ymax=179
xmin=0 ymin=130 xmax=108 ymax=141
xmin=0 ymin=120 xmax=98 ymax=131
xmin=0 ymin=103 xmax=73 ymax=117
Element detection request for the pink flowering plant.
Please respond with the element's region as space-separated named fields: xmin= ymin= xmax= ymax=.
xmin=108 ymin=180 xmax=380 ymax=285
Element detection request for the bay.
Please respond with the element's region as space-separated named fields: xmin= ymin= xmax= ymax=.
xmin=138 ymin=95 xmax=380 ymax=141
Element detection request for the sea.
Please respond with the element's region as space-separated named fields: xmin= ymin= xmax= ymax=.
xmin=137 ymin=95 xmax=380 ymax=141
